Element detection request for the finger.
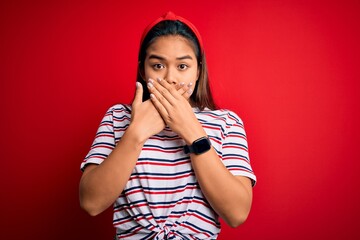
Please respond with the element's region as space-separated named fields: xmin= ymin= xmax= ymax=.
xmin=148 ymin=78 xmax=177 ymax=106
xmin=176 ymin=82 xmax=186 ymax=93
xmin=177 ymin=82 xmax=193 ymax=100
xmin=148 ymin=79 xmax=173 ymax=112
xmin=156 ymin=78 xmax=179 ymax=102
xmin=175 ymin=82 xmax=185 ymax=91
xmin=150 ymin=93 xmax=169 ymax=120
xmin=132 ymin=81 xmax=143 ymax=108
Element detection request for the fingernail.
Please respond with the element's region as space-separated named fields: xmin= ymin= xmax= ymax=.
xmin=179 ymin=82 xmax=185 ymax=86
xmin=188 ymin=82 xmax=193 ymax=87
xmin=147 ymin=82 xmax=153 ymax=88
xmin=136 ymin=82 xmax=141 ymax=88
xmin=148 ymin=78 xmax=154 ymax=84
xmin=157 ymin=77 xmax=162 ymax=82
xmin=150 ymin=93 xmax=155 ymax=99
xmin=187 ymin=89 xmax=193 ymax=95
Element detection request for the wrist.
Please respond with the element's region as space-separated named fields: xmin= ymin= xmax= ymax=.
xmin=182 ymin=125 xmax=207 ymax=145
xmin=124 ymin=124 xmax=147 ymax=147
xmin=184 ymin=136 xmax=212 ymax=155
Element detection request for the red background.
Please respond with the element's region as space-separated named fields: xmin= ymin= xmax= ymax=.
xmin=1 ymin=0 xmax=360 ymax=239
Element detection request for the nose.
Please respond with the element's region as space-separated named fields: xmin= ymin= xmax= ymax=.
xmin=164 ymin=68 xmax=178 ymax=85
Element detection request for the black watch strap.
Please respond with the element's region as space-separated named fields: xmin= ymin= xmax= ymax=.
xmin=184 ymin=136 xmax=211 ymax=155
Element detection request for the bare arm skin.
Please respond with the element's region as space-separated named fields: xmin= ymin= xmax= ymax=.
xmin=148 ymin=78 xmax=253 ymax=227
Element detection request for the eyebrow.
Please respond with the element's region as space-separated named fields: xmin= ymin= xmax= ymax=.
xmin=148 ymin=54 xmax=193 ymax=61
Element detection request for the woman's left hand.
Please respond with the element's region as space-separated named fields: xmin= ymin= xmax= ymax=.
xmin=147 ymin=77 xmax=207 ymax=145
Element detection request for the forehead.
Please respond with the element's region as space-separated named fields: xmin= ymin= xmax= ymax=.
xmin=146 ymin=35 xmax=197 ymax=58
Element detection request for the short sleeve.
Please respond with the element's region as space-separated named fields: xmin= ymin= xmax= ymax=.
xmin=80 ymin=107 xmax=116 ymax=171
xmin=221 ymin=111 xmax=257 ymax=186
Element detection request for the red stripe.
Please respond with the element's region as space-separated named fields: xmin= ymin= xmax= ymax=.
xmin=222 ymin=156 xmax=249 ymax=163
xmin=91 ymin=145 xmax=113 ymax=150
xmin=167 ymin=211 xmax=217 ymax=228
xmin=223 ymin=145 xmax=248 ymax=152
xmin=113 ymin=117 xmax=130 ymax=123
xmin=203 ymin=125 xmax=221 ymax=131
xmin=114 ymin=214 xmax=154 ymax=226
xmin=136 ymin=160 xmax=190 ymax=167
xmin=200 ymin=113 xmax=227 ymax=125
xmin=227 ymin=167 xmax=253 ymax=174
xmin=118 ymin=225 xmax=144 ymax=238
xmin=228 ymin=114 xmax=242 ymax=124
xmin=115 ymin=199 xmax=209 ymax=213
xmin=129 ymin=172 xmax=194 ymax=181
xmin=227 ymin=133 xmax=246 ymax=140
xmin=112 ymin=109 xmax=126 ymax=113
xmin=150 ymin=136 xmax=182 ymax=141
xmin=99 ymin=122 xmax=113 ymax=127
xmin=189 ymin=212 xmax=217 ymax=227
xmin=96 ymin=133 xmax=113 ymax=138
xmin=125 ymin=186 xmax=198 ymax=196
xmin=209 ymin=137 xmax=221 ymax=145
xmin=142 ymin=147 xmax=183 ymax=153
xmin=233 ymin=123 xmax=244 ymax=129
xmin=85 ymin=156 xmax=105 ymax=161
xmin=180 ymin=224 xmax=211 ymax=238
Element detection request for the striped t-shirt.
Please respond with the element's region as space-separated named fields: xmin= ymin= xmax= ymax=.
xmin=81 ymin=104 xmax=256 ymax=239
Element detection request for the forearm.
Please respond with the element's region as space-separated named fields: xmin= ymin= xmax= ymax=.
xmin=190 ymin=148 xmax=253 ymax=227
xmin=172 ymin=118 xmax=253 ymax=227
xmin=79 ymin=125 xmax=145 ymax=216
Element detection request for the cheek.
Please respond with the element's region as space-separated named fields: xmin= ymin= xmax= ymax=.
xmin=189 ymin=67 xmax=199 ymax=81
xmin=143 ymin=66 xmax=155 ymax=80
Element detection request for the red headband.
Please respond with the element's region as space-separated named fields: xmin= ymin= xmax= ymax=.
xmin=140 ymin=11 xmax=204 ymax=53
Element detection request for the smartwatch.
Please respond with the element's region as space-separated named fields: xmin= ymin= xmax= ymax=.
xmin=184 ymin=136 xmax=211 ymax=155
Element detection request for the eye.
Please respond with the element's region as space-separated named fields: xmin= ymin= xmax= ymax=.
xmin=178 ymin=64 xmax=189 ymax=71
xmin=152 ymin=63 xmax=164 ymax=70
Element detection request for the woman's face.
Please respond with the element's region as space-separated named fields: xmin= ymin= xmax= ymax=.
xmin=144 ymin=35 xmax=199 ymax=87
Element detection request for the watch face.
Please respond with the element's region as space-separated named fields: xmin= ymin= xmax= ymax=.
xmin=193 ymin=138 xmax=211 ymax=154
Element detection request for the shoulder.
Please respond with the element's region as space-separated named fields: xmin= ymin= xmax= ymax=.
xmin=106 ymin=103 xmax=131 ymax=113
xmin=195 ymin=108 xmax=244 ymax=126
xmin=104 ymin=103 xmax=132 ymax=116
xmin=98 ymin=104 xmax=132 ymax=126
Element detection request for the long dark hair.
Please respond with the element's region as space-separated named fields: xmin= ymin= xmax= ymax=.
xmin=136 ymin=20 xmax=217 ymax=110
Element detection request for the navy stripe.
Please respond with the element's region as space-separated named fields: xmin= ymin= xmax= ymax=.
xmin=152 ymin=134 xmax=181 ymax=140
xmin=115 ymin=196 xmax=203 ymax=209
xmin=113 ymin=115 xmax=131 ymax=121
xmin=143 ymin=144 xmax=183 ymax=151
xmin=113 ymin=212 xmax=153 ymax=224
xmin=188 ymin=209 xmax=219 ymax=225
xmin=223 ymin=142 xmax=248 ymax=149
xmin=130 ymin=169 xmax=193 ymax=177
xmin=222 ymin=153 xmax=249 ymax=161
xmin=113 ymin=123 xmax=130 ymax=130
xmin=227 ymin=131 xmax=246 ymax=137
xmin=226 ymin=165 xmax=253 ymax=172
xmin=99 ymin=120 xmax=113 ymax=125
xmin=179 ymin=221 xmax=214 ymax=236
xmin=137 ymin=156 xmax=189 ymax=163
xmin=124 ymin=182 xmax=198 ymax=193
xmin=85 ymin=152 xmax=108 ymax=159
xmin=95 ymin=130 xmax=114 ymax=134
xmin=91 ymin=142 xmax=115 ymax=148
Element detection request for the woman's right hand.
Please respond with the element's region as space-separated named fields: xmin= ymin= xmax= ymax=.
xmin=130 ymin=80 xmax=193 ymax=143
xmin=130 ymin=82 xmax=166 ymax=142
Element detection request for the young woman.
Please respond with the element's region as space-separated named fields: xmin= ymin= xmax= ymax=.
xmin=80 ymin=11 xmax=256 ymax=239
